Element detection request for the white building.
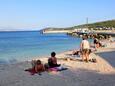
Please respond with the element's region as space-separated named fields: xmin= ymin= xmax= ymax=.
xmin=74 ymin=28 xmax=90 ymax=33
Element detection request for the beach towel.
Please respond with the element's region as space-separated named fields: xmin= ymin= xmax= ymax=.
xmin=56 ymin=66 xmax=68 ymax=71
xmin=48 ymin=66 xmax=68 ymax=72
xmin=25 ymin=66 xmax=68 ymax=75
xmin=25 ymin=67 xmax=37 ymax=75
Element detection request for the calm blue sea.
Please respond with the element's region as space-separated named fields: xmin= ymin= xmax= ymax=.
xmin=0 ymin=31 xmax=82 ymax=64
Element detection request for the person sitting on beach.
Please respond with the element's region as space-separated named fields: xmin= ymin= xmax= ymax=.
xmin=94 ymin=38 xmax=98 ymax=51
xmin=48 ymin=52 xmax=60 ymax=68
xmin=94 ymin=38 xmax=103 ymax=49
xmin=80 ymin=36 xmax=90 ymax=62
xmin=109 ymin=35 xmax=114 ymax=42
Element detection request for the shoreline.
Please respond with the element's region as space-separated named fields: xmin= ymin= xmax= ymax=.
xmin=0 ymin=41 xmax=115 ymax=86
xmin=1 ymin=39 xmax=115 ymax=68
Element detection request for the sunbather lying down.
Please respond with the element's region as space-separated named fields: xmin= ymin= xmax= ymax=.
xmin=25 ymin=60 xmax=45 ymax=75
xmin=25 ymin=52 xmax=68 ymax=75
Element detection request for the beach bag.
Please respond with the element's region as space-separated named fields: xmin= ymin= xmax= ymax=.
xmin=92 ymin=58 xmax=97 ymax=63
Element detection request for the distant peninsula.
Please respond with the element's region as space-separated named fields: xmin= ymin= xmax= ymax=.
xmin=42 ymin=20 xmax=115 ymax=33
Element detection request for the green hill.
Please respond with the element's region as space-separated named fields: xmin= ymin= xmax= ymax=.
xmin=74 ymin=20 xmax=115 ymax=29
xmin=43 ymin=19 xmax=115 ymax=31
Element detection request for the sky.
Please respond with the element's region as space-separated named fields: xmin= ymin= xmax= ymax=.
xmin=0 ymin=0 xmax=115 ymax=31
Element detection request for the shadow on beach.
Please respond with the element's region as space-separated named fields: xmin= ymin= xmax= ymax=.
xmin=63 ymin=68 xmax=115 ymax=86
xmin=96 ymin=51 xmax=115 ymax=68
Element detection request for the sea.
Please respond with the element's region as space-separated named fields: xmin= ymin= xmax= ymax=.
xmin=0 ymin=31 xmax=82 ymax=64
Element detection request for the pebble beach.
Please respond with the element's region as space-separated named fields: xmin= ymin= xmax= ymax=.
xmin=0 ymin=41 xmax=115 ymax=86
